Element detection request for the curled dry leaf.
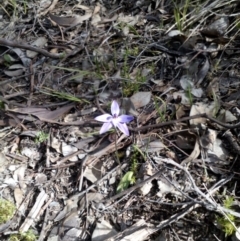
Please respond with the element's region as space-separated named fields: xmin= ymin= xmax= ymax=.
xmin=181 ymin=139 xmax=201 ymax=165
xmin=9 ymin=64 xmax=25 ymax=69
xmin=49 ymin=6 xmax=92 ymax=27
xmin=141 ymin=140 xmax=166 ymax=153
xmin=4 ymin=69 xmax=24 ymax=77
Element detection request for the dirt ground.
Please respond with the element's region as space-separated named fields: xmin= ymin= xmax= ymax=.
xmin=1 ymin=0 xmax=240 ymax=240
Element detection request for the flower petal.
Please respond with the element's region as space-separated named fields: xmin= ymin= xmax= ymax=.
xmin=99 ymin=122 xmax=113 ymax=134
xmin=95 ymin=114 xmax=112 ymax=122
xmin=111 ymin=100 xmax=120 ymax=116
xmin=111 ymin=117 xmax=118 ymax=128
xmin=118 ymin=115 xmax=134 ymax=123
xmin=116 ymin=122 xmax=130 ymax=136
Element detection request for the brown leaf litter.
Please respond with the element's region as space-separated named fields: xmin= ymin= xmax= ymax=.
xmin=1 ymin=0 xmax=240 ymax=240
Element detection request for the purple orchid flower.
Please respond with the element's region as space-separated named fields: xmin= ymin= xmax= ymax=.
xmin=95 ymin=100 xmax=134 ymax=136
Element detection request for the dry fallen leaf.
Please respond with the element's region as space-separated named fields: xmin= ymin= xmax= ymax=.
xmin=92 ymin=219 xmax=118 ymax=241
xmin=26 ymin=37 xmax=48 ymax=58
xmin=201 ymin=17 xmax=229 ymax=37
xmin=189 ymin=102 xmax=217 ymax=126
xmin=14 ymin=188 xmax=24 ymax=207
xmin=61 ymin=142 xmax=78 ymax=162
xmin=0 ymin=153 xmax=9 ymax=173
xmin=49 ymin=11 xmax=92 ymax=27
xmin=11 ymin=103 xmax=75 ymax=123
xmin=139 ymin=182 xmax=153 ymax=196
xmin=130 ymin=91 xmax=151 ymax=109
xmin=180 ymin=75 xmax=203 ymax=97
xmin=4 ymin=69 xmax=24 ymax=77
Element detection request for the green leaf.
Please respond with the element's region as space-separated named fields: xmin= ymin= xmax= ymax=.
xmin=117 ymin=171 xmax=135 ymax=193
xmin=35 ymin=131 xmax=49 ymax=144
xmin=3 ymin=54 xmax=12 ymax=64
xmin=223 ymin=196 xmax=234 ymax=209
xmin=0 ymin=199 xmax=16 ymax=224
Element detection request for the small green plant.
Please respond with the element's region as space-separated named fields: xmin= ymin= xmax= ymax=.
xmin=154 ymin=96 xmax=167 ymax=122
xmin=223 ymin=196 xmax=234 ymax=209
xmin=186 ymin=85 xmax=193 ymax=105
xmin=3 ymin=54 xmax=13 ymax=65
xmin=0 ymin=199 xmax=16 ymax=224
xmin=9 ymin=230 xmax=37 ymax=241
xmin=122 ymin=70 xmax=146 ymax=97
xmin=235 ymin=19 xmax=240 ymax=30
xmin=50 ymin=65 xmax=102 ymax=81
xmin=35 ymin=131 xmax=49 ymax=144
xmin=212 ymin=90 xmax=220 ymax=117
xmin=117 ymin=22 xmax=140 ymax=37
xmin=117 ymin=145 xmax=145 ymax=193
xmin=116 ymin=171 xmax=135 ymax=193
xmin=0 ymin=0 xmax=17 ymax=17
xmin=173 ymin=0 xmax=191 ymax=31
xmin=39 ymin=87 xmax=89 ymax=104
xmin=22 ymin=0 xmax=28 ymax=14
xmin=122 ymin=49 xmax=130 ymax=79
xmin=0 ymin=101 xmax=5 ymax=109
xmin=120 ymin=45 xmax=147 ymax=96
xmin=216 ymin=196 xmax=237 ymax=236
xmin=122 ymin=46 xmax=139 ymax=77
xmin=174 ymin=7 xmax=182 ymax=31
xmin=218 ymin=214 xmax=236 ymax=237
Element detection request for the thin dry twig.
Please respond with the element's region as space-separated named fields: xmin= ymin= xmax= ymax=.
xmin=0 ymin=38 xmax=64 ymax=59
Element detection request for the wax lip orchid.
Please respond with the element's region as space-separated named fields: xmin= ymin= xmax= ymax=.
xmin=95 ymin=100 xmax=134 ymax=136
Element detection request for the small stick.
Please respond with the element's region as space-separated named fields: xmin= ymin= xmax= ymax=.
xmin=0 ymin=38 xmax=64 ymax=59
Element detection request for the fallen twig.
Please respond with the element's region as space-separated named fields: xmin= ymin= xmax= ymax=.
xmin=0 ymin=38 xmax=64 ymax=59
